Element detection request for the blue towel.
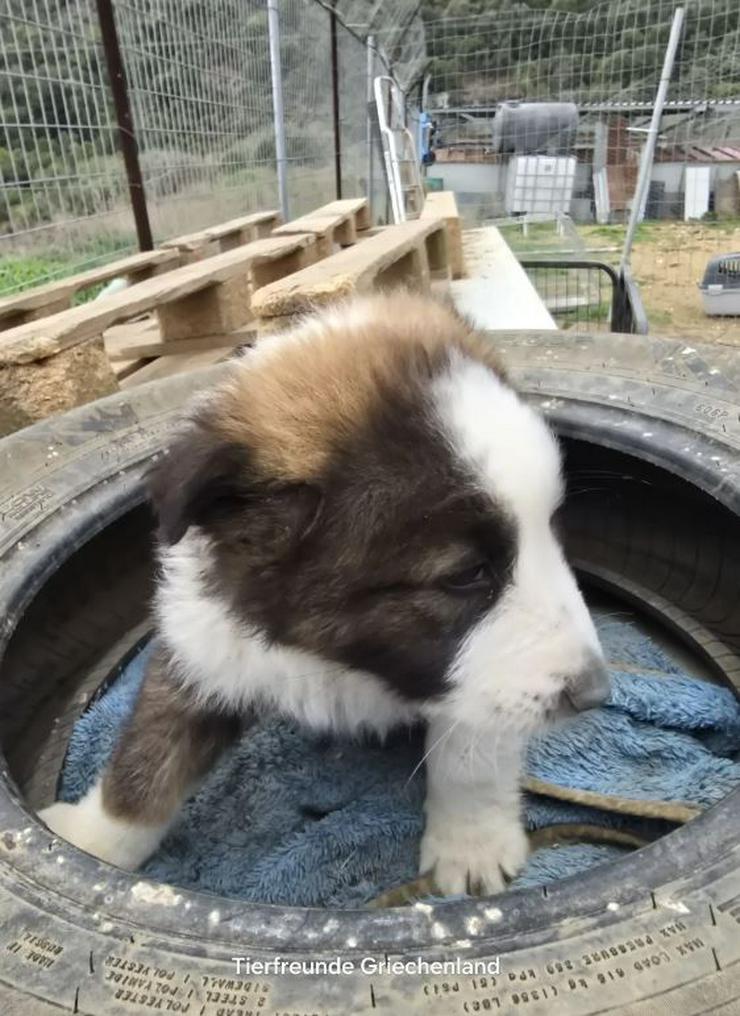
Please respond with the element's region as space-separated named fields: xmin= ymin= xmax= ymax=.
xmin=58 ymin=617 xmax=740 ymax=906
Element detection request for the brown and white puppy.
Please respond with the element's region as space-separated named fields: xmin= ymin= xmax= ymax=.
xmin=40 ymin=293 xmax=609 ymax=895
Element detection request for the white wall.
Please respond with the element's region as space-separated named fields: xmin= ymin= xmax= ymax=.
xmin=431 ymin=158 xmax=740 ymax=223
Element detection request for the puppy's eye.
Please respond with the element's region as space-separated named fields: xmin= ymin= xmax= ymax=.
xmin=442 ymin=562 xmax=491 ymax=592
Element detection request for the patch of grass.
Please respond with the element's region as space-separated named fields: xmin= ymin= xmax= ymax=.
xmin=0 ymin=235 xmax=135 ymax=299
xmin=578 ymin=221 xmax=663 ymax=245
xmin=554 ymin=300 xmax=612 ymax=326
xmin=644 ymin=306 xmax=675 ymax=327
xmin=579 ymin=223 xmax=625 ymax=243
xmin=497 ymin=220 xmax=575 ymax=254
xmin=0 ymin=253 xmax=73 ymax=295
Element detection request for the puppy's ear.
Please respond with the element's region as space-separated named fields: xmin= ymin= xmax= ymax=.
xmin=149 ymin=430 xmax=246 ymax=545
xmin=149 ymin=427 xmax=322 ymax=549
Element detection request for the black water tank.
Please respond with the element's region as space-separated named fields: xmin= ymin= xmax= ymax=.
xmin=491 ymin=101 xmax=578 ymax=155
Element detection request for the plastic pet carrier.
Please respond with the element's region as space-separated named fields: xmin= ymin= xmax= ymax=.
xmin=700 ymin=252 xmax=740 ymax=316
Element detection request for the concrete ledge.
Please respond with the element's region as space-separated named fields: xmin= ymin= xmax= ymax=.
xmin=450 ymin=226 xmax=557 ymax=331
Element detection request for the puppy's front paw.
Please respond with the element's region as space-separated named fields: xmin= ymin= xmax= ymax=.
xmin=420 ymin=808 xmax=529 ymax=896
xmin=38 ymin=786 xmax=164 ymax=870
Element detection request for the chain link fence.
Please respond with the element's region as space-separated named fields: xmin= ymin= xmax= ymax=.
xmin=0 ymin=0 xmax=424 ymax=298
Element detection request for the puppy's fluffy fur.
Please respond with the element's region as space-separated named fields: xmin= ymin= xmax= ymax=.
xmin=40 ymin=293 xmax=609 ymax=895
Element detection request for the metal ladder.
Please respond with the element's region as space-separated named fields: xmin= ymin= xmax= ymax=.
xmin=373 ymin=75 xmax=424 ymax=223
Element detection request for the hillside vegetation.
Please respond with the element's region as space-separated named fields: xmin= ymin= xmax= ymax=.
xmin=422 ymin=0 xmax=740 ymax=106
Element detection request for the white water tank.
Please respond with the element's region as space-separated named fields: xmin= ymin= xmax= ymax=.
xmin=505 ymin=155 xmax=577 ymax=215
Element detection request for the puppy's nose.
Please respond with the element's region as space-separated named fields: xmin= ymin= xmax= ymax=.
xmin=565 ymin=654 xmax=611 ymax=711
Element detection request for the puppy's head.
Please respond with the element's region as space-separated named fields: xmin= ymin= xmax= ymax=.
xmin=152 ymin=293 xmax=608 ymax=731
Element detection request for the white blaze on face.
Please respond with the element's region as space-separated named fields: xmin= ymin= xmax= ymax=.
xmin=432 ymin=353 xmax=603 ymax=730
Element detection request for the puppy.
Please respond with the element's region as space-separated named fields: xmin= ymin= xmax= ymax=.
xmin=40 ymin=293 xmax=609 ymax=895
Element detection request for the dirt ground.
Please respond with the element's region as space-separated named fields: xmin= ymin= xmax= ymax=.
xmin=583 ymin=221 xmax=740 ymax=347
xmin=496 ymin=217 xmax=740 ymax=345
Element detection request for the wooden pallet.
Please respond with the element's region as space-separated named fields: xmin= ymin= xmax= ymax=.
xmin=421 ymin=191 xmax=465 ymax=280
xmin=105 ymin=319 xmax=254 ymax=367
xmin=252 ymin=217 xmax=449 ymax=330
xmin=0 ymin=248 xmax=181 ymax=331
xmin=0 ymin=233 xmax=316 ymax=436
xmin=272 ymin=198 xmax=370 ymax=256
xmin=119 ymin=345 xmax=238 ymax=389
xmin=161 ymin=210 xmax=281 ymax=264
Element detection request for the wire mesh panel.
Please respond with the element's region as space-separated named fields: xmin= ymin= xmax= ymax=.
xmin=426 ymin=0 xmax=740 ymax=224
xmin=112 ymin=1 xmax=273 ymax=239
xmin=425 ymin=0 xmax=740 ymax=339
xmin=337 ymin=23 xmax=375 ymax=216
xmin=0 ymin=0 xmax=426 ymax=298
xmin=0 ymin=0 xmax=135 ymax=295
xmin=113 ymin=0 xmax=279 ymax=240
xmin=278 ymin=0 xmax=335 ymax=218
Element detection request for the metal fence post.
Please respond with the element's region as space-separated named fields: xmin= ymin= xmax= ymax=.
xmin=95 ymin=0 xmax=153 ymax=251
xmin=330 ymin=6 xmax=342 ymax=200
xmin=267 ymin=0 xmax=289 ymax=222
xmin=620 ymin=6 xmax=684 ymax=272
xmin=366 ymin=34 xmax=375 ymax=214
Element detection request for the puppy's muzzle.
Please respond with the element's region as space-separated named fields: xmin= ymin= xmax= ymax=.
xmin=565 ymin=653 xmax=611 ymax=711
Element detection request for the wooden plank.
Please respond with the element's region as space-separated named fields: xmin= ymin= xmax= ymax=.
xmin=162 ymin=210 xmax=281 ymax=258
xmin=156 ymin=274 xmax=253 ymax=342
xmin=273 ymin=204 xmax=366 ymax=256
xmin=120 ymin=345 xmax=235 ymax=388
xmin=422 ymin=191 xmax=465 ymax=279
xmin=106 ymin=326 xmax=255 ymax=361
xmin=252 ymin=218 xmax=449 ymax=323
xmin=0 ymin=233 xmax=316 ymax=366
xmin=203 ymin=209 xmax=281 ymax=240
xmin=156 ymin=237 xmax=316 ymax=341
xmin=0 ymin=248 xmax=181 ymax=327
xmin=273 ymin=198 xmax=370 ymax=254
xmin=113 ymin=356 xmax=152 ymax=380
xmin=319 ymin=198 xmax=371 ymax=230
xmin=273 ymin=214 xmax=352 ymax=257
xmin=103 ymin=317 xmax=159 ymax=360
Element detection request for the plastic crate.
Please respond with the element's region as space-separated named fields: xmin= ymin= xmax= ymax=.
xmin=699 ymin=252 xmax=740 ymax=316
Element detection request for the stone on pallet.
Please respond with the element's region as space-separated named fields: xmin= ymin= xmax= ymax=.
xmin=0 ymin=337 xmax=118 ymax=437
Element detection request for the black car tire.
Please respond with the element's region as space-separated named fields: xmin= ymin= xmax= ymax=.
xmin=0 ymin=330 xmax=739 ymax=1015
